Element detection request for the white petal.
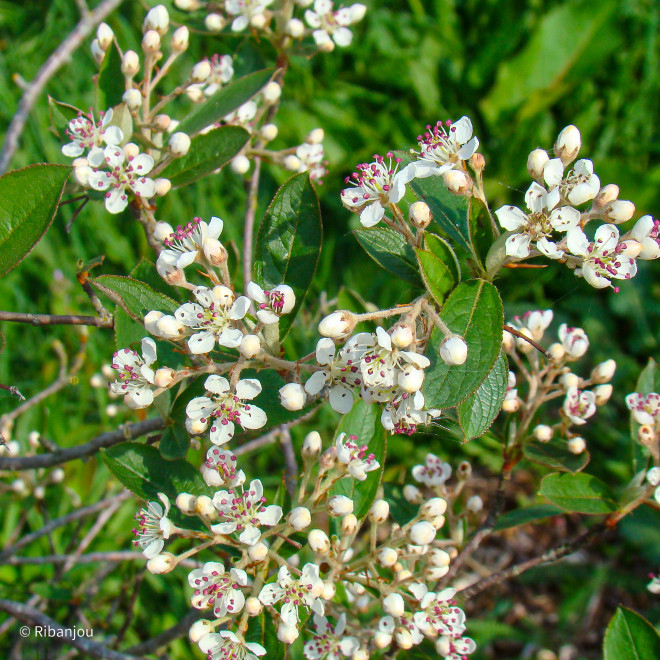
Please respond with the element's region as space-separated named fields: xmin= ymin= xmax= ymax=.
xmin=104 ymin=126 xmax=123 ymax=145
xmin=333 ymin=26 xmax=353 ymax=46
xmin=105 ymin=188 xmax=128 ymax=214
xmin=329 ymin=385 xmax=354 ymax=413
xmin=230 ymin=296 xmax=250 ymax=319
xmin=236 ymin=378 xmax=262 ymax=400
xmin=566 ymin=227 xmax=589 ymax=257
xmin=247 ymin=281 xmax=267 ymax=303
xmin=241 ymin=405 xmax=267 ymax=429
xmin=543 ymin=158 xmax=564 ymax=187
xmin=208 ymin=216 xmax=224 ymax=238
xmin=257 ymin=309 xmax=279 ymax=324
xmin=141 ymin=337 xmax=157 ymax=365
xmin=360 ymin=202 xmax=385 ymax=227
xmin=505 ymin=232 xmax=532 ymax=258
xmin=205 ymin=375 xmax=230 ymax=394
xmin=495 ymin=205 xmax=527 ymax=231
xmin=451 ymin=116 xmax=473 ymax=144
xmin=188 ymin=331 xmax=216 ymax=354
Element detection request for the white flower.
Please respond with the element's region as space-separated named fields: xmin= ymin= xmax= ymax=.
xmin=567 ymin=223 xmax=637 ymax=290
xmin=258 ymin=563 xmax=325 ymax=625
xmin=544 ymin=158 xmax=600 ymax=206
xmin=558 ymin=323 xmax=589 ymax=359
xmin=625 ymin=392 xmax=660 ymax=426
xmin=495 ymin=182 xmax=579 ymax=259
xmin=335 ymin=432 xmax=380 ymax=480
xmin=62 ymin=108 xmax=123 ymax=166
xmin=340 ymin=152 xmax=416 ymax=227
xmin=156 ymin=216 xmax=224 ymax=271
xmin=648 ymin=574 xmax=660 ymax=595
xmin=411 ymin=585 xmax=466 ymax=638
xmin=175 ymin=286 xmax=249 ymax=354
xmin=563 ymin=387 xmax=597 ymax=425
xmin=296 ymin=142 xmax=327 ymax=183
xmin=380 ymin=389 xmax=441 ymax=435
xmin=133 ymin=493 xmax=172 ymax=558
xmin=88 ymin=145 xmax=155 ymax=214
xmin=198 ymin=631 xmax=266 ymax=660
xmin=510 ymin=310 xmax=553 ymax=341
xmin=186 ymin=376 xmax=267 ymax=446
xmin=224 ymin=100 xmax=258 ymax=128
xmin=225 ymin=0 xmax=274 ymax=31
xmin=303 ymin=613 xmax=359 ymax=659
xmin=203 ymin=446 xmax=246 ymax=488
xmin=305 ymin=0 xmax=366 ymax=49
xmin=211 ymin=479 xmax=282 ymax=546
xmin=110 ymin=338 xmax=157 ymax=409
xmin=247 ymin=282 xmax=296 ymax=324
xmin=412 ymin=453 xmax=452 ymax=487
xmin=204 ymin=54 xmax=235 ymax=96
xmin=409 ymin=117 xmax=479 ymax=179
xmin=188 ymin=562 xmax=247 ymax=617
xmin=629 ymin=215 xmax=660 ymax=260
xmin=436 ymin=633 xmax=477 ymax=659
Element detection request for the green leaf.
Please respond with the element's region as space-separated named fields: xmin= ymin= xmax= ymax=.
xmin=524 ymin=440 xmax=590 ymax=474
xmin=539 ymin=472 xmax=617 ymax=515
xmin=160 ymin=126 xmax=250 ymax=188
xmin=253 ymin=172 xmax=322 ymax=339
xmin=425 ymin=232 xmax=461 ymax=282
xmin=92 ymin=275 xmax=178 ymax=322
xmin=382 ymin=482 xmax=419 ymax=526
xmin=159 ymin=425 xmax=190 ymax=461
xmin=0 ymin=164 xmax=70 ymax=276
xmin=114 ymin=307 xmax=146 ymax=348
xmin=96 ymin=44 xmax=125 ymax=111
xmin=331 ymin=399 xmax=387 ymax=520
xmin=48 ymin=96 xmax=81 ymax=136
xmin=415 ymin=248 xmax=454 ymax=304
xmin=423 ymin=279 xmax=503 ymax=408
xmin=493 ymin=504 xmax=563 ymax=531
xmin=103 ymin=442 xmax=211 ymax=500
xmin=603 ymin=607 xmax=660 ymax=660
xmin=177 ymin=68 xmax=274 ymax=135
xmin=457 ymin=352 xmax=507 ymax=441
xmin=354 ymin=226 xmax=422 ymax=286
xmin=130 ymin=257 xmax=183 ymax=300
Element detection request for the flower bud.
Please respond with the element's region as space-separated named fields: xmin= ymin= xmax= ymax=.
xmin=153 ymin=222 xmax=173 ymax=242
xmin=91 ymin=39 xmax=105 ymax=64
xmin=176 ymin=492 xmax=197 ymax=514
xmin=250 ymin=13 xmax=268 ymax=29
xmin=443 ymin=169 xmax=471 ymax=195
xmin=142 ymin=30 xmax=161 ymax=54
xmin=428 ymin=548 xmax=451 ymax=567
xmin=409 ymin=520 xmax=436 ymax=545
xmin=321 ymin=581 xmax=336 ymax=600
xmin=439 ymin=335 xmax=468 ymax=365
xmin=646 ymin=467 xmax=660 ymax=487
xmin=466 ymin=495 xmax=483 ymax=513
xmin=533 ymin=424 xmax=554 ymax=442
xmin=638 ymin=424 xmax=655 ymax=446
xmin=101 ymin=364 xmax=115 ymax=379
xmin=169 ymin=132 xmax=191 ymax=157
xmin=189 ymin=619 xmax=213 ymax=643
xmin=425 ymin=565 xmax=449 ymax=580
xmin=74 ymin=163 xmax=93 ymax=187
xmin=374 ymin=630 xmax=393 ymax=649
xmin=123 ymin=88 xmax=142 ymax=110
xmin=28 ymin=431 xmax=40 ymax=448
xmin=546 ymin=342 xmax=565 ymax=362
xmin=604 ymin=200 xmax=635 ymax=224
xmin=302 ymin=431 xmax=322 ymax=459
xmin=328 ymin=495 xmax=354 ymax=517
xmin=398 ymin=365 xmax=425 ymax=393
xmin=394 ymin=627 xmax=414 ymax=650
xmin=501 ymin=396 xmax=519 ymax=413
xmin=382 ymin=593 xmax=405 ymax=617
xmin=420 ymin=497 xmax=447 ymax=519
xmin=306 ymin=128 xmax=324 ymax=144
xmin=262 ymin=81 xmax=282 ymax=104
xmin=391 ymin=324 xmax=414 ymax=349
xmin=308 ymin=528 xmax=330 ymax=554
xmin=340 ymin=513 xmax=358 ymax=536
xmin=191 ymin=61 xmax=211 ymax=83
xmin=287 ymin=506 xmax=311 ymax=531
xmin=200 ymin=237 xmax=226 ymax=267
xmin=51 ymin=468 xmax=65 ymax=484
xmin=277 ymin=623 xmax=299 ymax=644
xmin=231 ymin=155 xmax=250 ymax=174
xmin=287 ymin=17 xmax=305 ymax=37
xmin=279 ymin=383 xmax=307 ymax=411
xmin=195 ymin=495 xmax=216 ymax=519
xmin=555 ymin=125 xmax=581 ymax=165
xmin=319 ymin=446 xmax=337 ymax=471
xmin=247 ymin=541 xmax=269 ymax=563
xmin=201 ymin=464 xmax=224 ymax=487
xmin=33 ymin=485 xmax=45 ymax=500
xmin=526 ymin=148 xmax=550 ymax=180
xmin=589 ymin=359 xmax=615 ymax=385
xmin=376 ymin=547 xmax=398 ymax=567
xmin=238 ymin=334 xmax=261 ymax=358
xmin=502 ymin=329 xmax=515 ymax=352
xmin=593 ymin=183 xmax=619 ymax=208
xmin=593 ymin=384 xmax=613 ymax=406
xmin=245 ymin=596 xmax=263 ymax=616
xmin=186 ymin=417 xmax=207 ymax=435
xmin=147 ymin=552 xmax=177 ymax=574
xmin=171 ymin=25 xmax=189 ymax=52
xmin=353 ymin=650 xmax=369 ymax=660
xmin=154 ymin=367 xmax=175 ymax=388
xmin=369 ymin=499 xmax=389 ymax=524
xmin=156 ymin=315 xmax=185 ymax=339
xmin=559 ymin=373 xmax=579 ymax=390
xmin=619 ymin=239 xmax=642 ymax=259
xmin=144 ymin=5 xmax=169 ymax=34
xmin=318 ymin=310 xmax=356 ymax=338
xmin=175 ymin=0 xmax=202 ymax=8
xmin=121 ymin=50 xmax=140 ymax=76
xmin=403 ymin=484 xmax=423 ymax=504
xmin=152 ymin=114 xmax=171 ymax=133
xmin=567 ymin=436 xmax=586 ymax=455
xmin=408 ymin=200 xmax=432 ymax=228
xmin=97 ymin=22 xmax=114 ymax=50
xmin=260 ymin=123 xmax=278 ymax=142
xmin=204 ymin=12 xmax=225 ymax=31
xmin=123 ymin=142 xmax=139 ymax=159
xmin=283 ymin=154 xmax=302 ymax=171
xmin=154 ymin=178 xmax=172 ymax=197
xmin=106 ymin=404 xmax=119 ymax=417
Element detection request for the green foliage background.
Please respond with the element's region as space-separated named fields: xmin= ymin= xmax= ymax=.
xmin=0 ymin=0 xmax=659 ymax=657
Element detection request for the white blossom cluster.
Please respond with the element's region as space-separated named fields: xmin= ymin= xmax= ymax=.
xmin=131 ymin=430 xmax=476 ymax=659
xmin=496 ymin=124 xmax=660 ymax=291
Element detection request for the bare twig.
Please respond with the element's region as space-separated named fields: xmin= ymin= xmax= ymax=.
xmin=3 ymin=551 xmax=146 ymax=566
xmin=0 ymin=417 xmax=165 ymax=471
xmin=503 ymin=324 xmax=551 ymax=358
xmin=124 ymin=608 xmax=200 ymax=655
xmin=0 ymin=310 xmax=113 ymax=328
xmin=0 ymin=0 xmax=126 ymax=173
xmin=0 ymin=384 xmax=25 ymax=400
xmin=0 ymin=599 xmax=144 ymax=660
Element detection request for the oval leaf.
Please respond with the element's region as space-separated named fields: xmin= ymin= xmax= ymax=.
xmin=539 ymin=472 xmax=617 ymax=515
xmin=0 ymin=164 xmax=70 ymax=276
xmin=423 ymin=279 xmax=503 ymax=408
xmin=493 ymin=504 xmax=563 ymax=531
xmin=253 ymin=172 xmax=322 ymax=339
xmin=425 ymin=232 xmax=461 ymax=281
xmin=97 ymin=44 xmax=125 ymax=111
xmin=524 ymin=440 xmax=590 ymax=473
xmin=415 ymin=248 xmax=454 ymax=304
xmin=603 ymin=607 xmax=660 ymax=660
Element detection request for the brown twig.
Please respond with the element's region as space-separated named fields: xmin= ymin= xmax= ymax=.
xmin=503 ymin=324 xmax=551 ymax=358
xmin=0 ymin=310 xmax=113 ymax=328
xmin=0 ymin=384 xmax=25 ymax=400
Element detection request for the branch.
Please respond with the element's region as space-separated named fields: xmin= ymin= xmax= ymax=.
xmin=0 ymin=599 xmax=144 ymax=660
xmin=124 ymin=608 xmax=199 ymax=655
xmin=503 ymin=324 xmax=551 ymax=358
xmin=0 ymin=417 xmax=165 ymax=470
xmin=0 ymin=310 xmax=113 ymax=328
xmin=0 ymin=0 xmax=126 ymax=173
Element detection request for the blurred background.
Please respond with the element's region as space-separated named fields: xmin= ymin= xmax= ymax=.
xmin=0 ymin=0 xmax=659 ymax=657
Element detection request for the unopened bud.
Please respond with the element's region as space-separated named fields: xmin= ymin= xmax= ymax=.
xmin=106 ymin=404 xmax=118 ymax=417
xmin=319 ymin=310 xmax=356 ymax=338
xmin=153 ymin=367 xmax=174 ymax=388
xmin=74 ymin=163 xmax=93 ymax=187
xmin=153 ymin=114 xmax=171 ymax=132
xmin=376 ymin=547 xmax=398 ymax=567
xmin=341 ymin=513 xmax=358 ymax=536
xmin=638 ymin=424 xmax=655 ymax=446
xmin=591 ymin=359 xmax=616 ymax=385
xmin=398 ymin=365 xmax=425 ymax=393
xmin=353 ymin=649 xmax=369 ymax=660
xmin=191 ymin=61 xmax=211 ymax=83
xmin=394 ymin=627 xmax=414 ymax=650
xmin=97 ymin=23 xmax=114 ymax=50
xmin=246 ymin=541 xmax=268 ymax=563
xmin=204 ymin=12 xmax=225 ymax=31
xmin=619 ymin=239 xmax=642 ymax=259
xmin=176 ymin=492 xmax=197 ymax=514
xmin=555 ymin=125 xmax=581 ymax=166
xmin=144 ymin=5 xmax=169 ymax=34
xmin=231 ymin=155 xmax=250 ymax=174
xmin=169 ymin=132 xmax=191 ymax=157
xmin=559 ymin=373 xmax=579 ymax=390
xmin=501 ymin=397 xmax=520 ymax=413
xmin=466 ymin=495 xmax=483 ymax=513
xmin=123 ymin=142 xmax=139 ymax=159
xmin=287 ymin=17 xmax=305 ymax=37
xmin=408 ymin=200 xmax=432 ymax=228
xmin=195 ymin=495 xmax=216 ymax=519
xmin=91 ymin=39 xmax=105 ymax=64
xmin=171 ymin=26 xmax=189 ymax=52
xmin=283 ymin=154 xmax=302 ymax=171
xmin=51 ymin=468 xmax=65 ymax=484
xmin=154 ymin=178 xmax=171 ymax=196
xmin=142 ymin=30 xmax=161 ymax=54
xmin=328 ymin=495 xmax=354 ymax=517
xmin=189 ymin=619 xmax=213 ymax=643
xmin=457 ymin=461 xmax=472 ymax=480
xmin=593 ymin=184 xmax=619 ymax=208
xmin=33 ymin=485 xmax=45 ymax=500
xmin=515 ymin=327 xmax=534 ymax=354
xmin=308 ymin=529 xmax=330 ymax=553
xmin=245 ymin=596 xmax=262 ymax=616
xmin=287 ymin=506 xmax=311 ymax=531
xmin=382 ymin=593 xmax=405 ymax=617
xmin=409 ymin=520 xmax=436 ymax=545
xmin=147 ymin=552 xmax=177 ymax=574
xmin=123 ymin=88 xmax=142 ymax=110
xmin=470 ymin=152 xmax=485 ymax=173
xmin=302 ymin=431 xmax=322 ymax=459
xmin=646 ymin=466 xmax=660 ymax=486
xmin=305 ymin=128 xmax=324 ymax=144
xmin=262 ymin=81 xmax=282 ymax=104
xmin=533 ymin=424 xmax=553 ymax=442
xmin=425 ymin=565 xmax=449 ymax=580
xmin=502 ymin=329 xmax=515 ymax=352
xmin=320 ymin=446 xmax=337 ymax=471
xmin=239 ymin=334 xmax=261 ymax=358
xmin=369 ymin=499 xmax=389 ymax=524
xmin=547 ymin=342 xmax=566 ymax=361
xmin=593 ymin=384 xmax=613 ymax=406
xmin=403 ymin=484 xmax=423 ymax=504
xmin=439 ymin=335 xmax=468 ymax=365
xmin=156 ymin=315 xmax=185 ymax=339
xmin=250 ymin=13 xmax=268 ymax=29
xmin=374 ymin=630 xmax=393 ymax=649
xmin=186 ymin=417 xmax=207 ymax=435
xmin=260 ymin=123 xmax=278 ymax=141
xmin=428 ymin=548 xmax=451 ymax=567
xmin=443 ymin=169 xmax=471 ymax=195
xmin=279 ymin=383 xmax=306 ymax=411
xmin=420 ymin=497 xmax=447 ymax=519
xmin=175 ymin=0 xmax=202 ymax=8
xmin=391 ymin=323 xmax=413 ymax=348
xmin=527 ymin=149 xmax=550 ymax=180
xmin=604 ymin=200 xmax=635 ymax=224
xmin=567 ymin=436 xmax=586 ymax=455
